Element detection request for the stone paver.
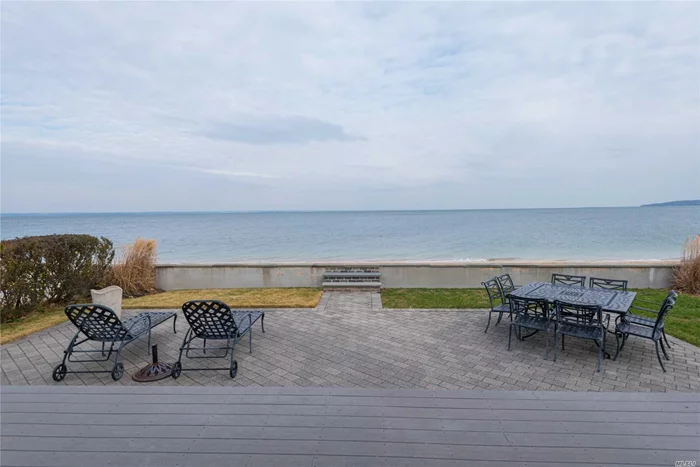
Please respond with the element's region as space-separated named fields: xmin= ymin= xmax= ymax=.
xmin=2 ymin=292 xmax=699 ymax=391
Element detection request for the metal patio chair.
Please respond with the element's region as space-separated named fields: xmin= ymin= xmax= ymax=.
xmin=52 ymin=304 xmax=177 ymax=381
xmin=173 ymin=300 xmax=265 ymax=379
xmin=496 ymin=273 xmax=520 ymax=298
xmin=508 ymin=297 xmax=552 ymax=359
xmin=553 ymin=301 xmax=607 ymax=372
xmin=589 ymin=277 xmax=628 ymax=291
xmin=482 ymin=278 xmax=513 ymax=333
xmin=626 ymin=290 xmax=677 ymax=348
xmin=551 ymin=273 xmax=586 ymax=287
xmin=614 ymin=295 xmax=675 ymax=372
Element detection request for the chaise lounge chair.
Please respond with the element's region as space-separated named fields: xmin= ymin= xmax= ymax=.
xmin=52 ymin=304 xmax=177 ymax=381
xmin=172 ymin=300 xmax=265 ymax=379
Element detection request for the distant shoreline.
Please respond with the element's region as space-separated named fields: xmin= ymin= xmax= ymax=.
xmin=641 ymin=199 xmax=700 ymax=207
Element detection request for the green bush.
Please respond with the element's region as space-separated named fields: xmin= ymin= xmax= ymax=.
xmin=0 ymin=234 xmax=114 ymax=322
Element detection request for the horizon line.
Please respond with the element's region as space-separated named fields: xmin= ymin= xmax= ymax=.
xmin=0 ymin=205 xmax=656 ymax=216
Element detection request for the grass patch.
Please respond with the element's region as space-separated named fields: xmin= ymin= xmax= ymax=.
xmin=382 ymin=288 xmax=490 ymax=309
xmin=381 ymin=288 xmax=700 ymax=346
xmin=0 ymin=288 xmax=322 ymax=345
xmin=0 ymin=305 xmax=67 ymax=345
xmin=123 ymin=288 xmax=323 ymax=309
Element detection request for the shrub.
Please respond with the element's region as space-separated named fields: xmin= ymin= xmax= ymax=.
xmin=111 ymin=238 xmax=158 ymax=297
xmin=0 ymin=234 xmax=114 ymax=322
xmin=674 ymin=235 xmax=700 ymax=295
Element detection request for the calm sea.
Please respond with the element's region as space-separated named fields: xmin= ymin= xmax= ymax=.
xmin=1 ymin=208 xmax=698 ymax=263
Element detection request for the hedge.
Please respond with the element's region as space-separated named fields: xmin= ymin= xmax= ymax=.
xmin=0 ymin=234 xmax=114 ymax=322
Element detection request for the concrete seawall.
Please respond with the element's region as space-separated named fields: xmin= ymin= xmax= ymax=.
xmin=155 ymin=261 xmax=677 ymax=290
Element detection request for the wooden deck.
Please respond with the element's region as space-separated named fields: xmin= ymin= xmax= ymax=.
xmin=1 ymin=386 xmax=698 ymax=466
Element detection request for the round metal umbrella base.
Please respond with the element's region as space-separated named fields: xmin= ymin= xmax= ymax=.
xmin=132 ymin=345 xmax=173 ymax=382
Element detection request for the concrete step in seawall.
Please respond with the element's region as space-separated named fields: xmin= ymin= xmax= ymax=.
xmin=322 ymin=267 xmax=381 ymax=291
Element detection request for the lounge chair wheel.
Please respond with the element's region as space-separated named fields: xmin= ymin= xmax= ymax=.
xmin=111 ymin=363 xmax=124 ymax=381
xmin=52 ymin=364 xmax=67 ymax=382
xmin=171 ymin=361 xmax=182 ymax=379
xmin=229 ymin=360 xmax=238 ymax=379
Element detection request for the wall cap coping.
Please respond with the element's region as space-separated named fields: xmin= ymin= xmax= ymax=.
xmin=156 ymin=260 xmax=679 ymax=269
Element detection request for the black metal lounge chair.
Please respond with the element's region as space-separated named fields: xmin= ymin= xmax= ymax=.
xmin=508 ymin=297 xmax=552 ymax=359
xmin=173 ymin=300 xmax=265 ymax=379
xmin=52 ymin=304 xmax=177 ymax=381
xmin=482 ymin=278 xmax=513 ymax=333
xmin=589 ymin=277 xmax=628 ymax=291
xmin=551 ymin=273 xmax=586 ymax=287
xmin=553 ymin=301 xmax=607 ymax=372
xmin=614 ymin=294 xmax=675 ymax=372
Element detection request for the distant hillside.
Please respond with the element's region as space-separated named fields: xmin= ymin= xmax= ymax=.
xmin=641 ymin=199 xmax=700 ymax=207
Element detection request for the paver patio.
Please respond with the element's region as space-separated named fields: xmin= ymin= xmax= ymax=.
xmin=2 ymin=292 xmax=699 ymax=391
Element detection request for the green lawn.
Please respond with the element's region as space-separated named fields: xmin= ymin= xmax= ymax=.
xmin=123 ymin=288 xmax=322 ymax=309
xmin=382 ymin=288 xmax=491 ymax=309
xmin=1 ymin=288 xmax=323 ymax=346
xmin=0 ymin=305 xmax=67 ymax=346
xmin=382 ymin=288 xmax=700 ymax=346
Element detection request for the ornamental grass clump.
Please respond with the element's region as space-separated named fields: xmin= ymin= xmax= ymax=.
xmin=111 ymin=238 xmax=158 ymax=297
xmin=673 ymin=235 xmax=700 ymax=295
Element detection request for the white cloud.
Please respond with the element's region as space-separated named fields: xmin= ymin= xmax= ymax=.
xmin=1 ymin=1 xmax=698 ymax=212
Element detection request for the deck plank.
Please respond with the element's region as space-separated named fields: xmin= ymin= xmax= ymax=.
xmin=1 ymin=386 xmax=697 ymax=467
xmin=3 ymin=392 xmax=697 ymax=413
xmin=3 ymin=415 xmax=697 ymax=437
xmin=3 ymin=385 xmax=698 ymax=402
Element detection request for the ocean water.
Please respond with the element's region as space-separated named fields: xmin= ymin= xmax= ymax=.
xmin=1 ymin=207 xmax=698 ymax=263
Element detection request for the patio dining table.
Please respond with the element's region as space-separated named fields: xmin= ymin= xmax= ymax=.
xmin=508 ymin=281 xmax=637 ymax=314
xmin=508 ymin=282 xmax=637 ymax=358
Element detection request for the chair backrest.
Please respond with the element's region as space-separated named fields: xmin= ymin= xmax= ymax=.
xmin=182 ymin=300 xmax=238 ymax=339
xmin=553 ymin=301 xmax=603 ymax=328
xmin=652 ymin=295 xmax=676 ymax=333
xmin=482 ymin=278 xmax=504 ymax=310
xmin=589 ymin=277 xmax=628 ymax=291
xmin=552 ymin=273 xmax=586 ymax=287
xmin=65 ymin=304 xmax=127 ymax=341
xmin=509 ymin=296 xmax=548 ymax=320
xmin=496 ymin=273 xmax=516 ymax=295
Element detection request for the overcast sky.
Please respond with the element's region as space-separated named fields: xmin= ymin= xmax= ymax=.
xmin=1 ymin=2 xmax=698 ymax=213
